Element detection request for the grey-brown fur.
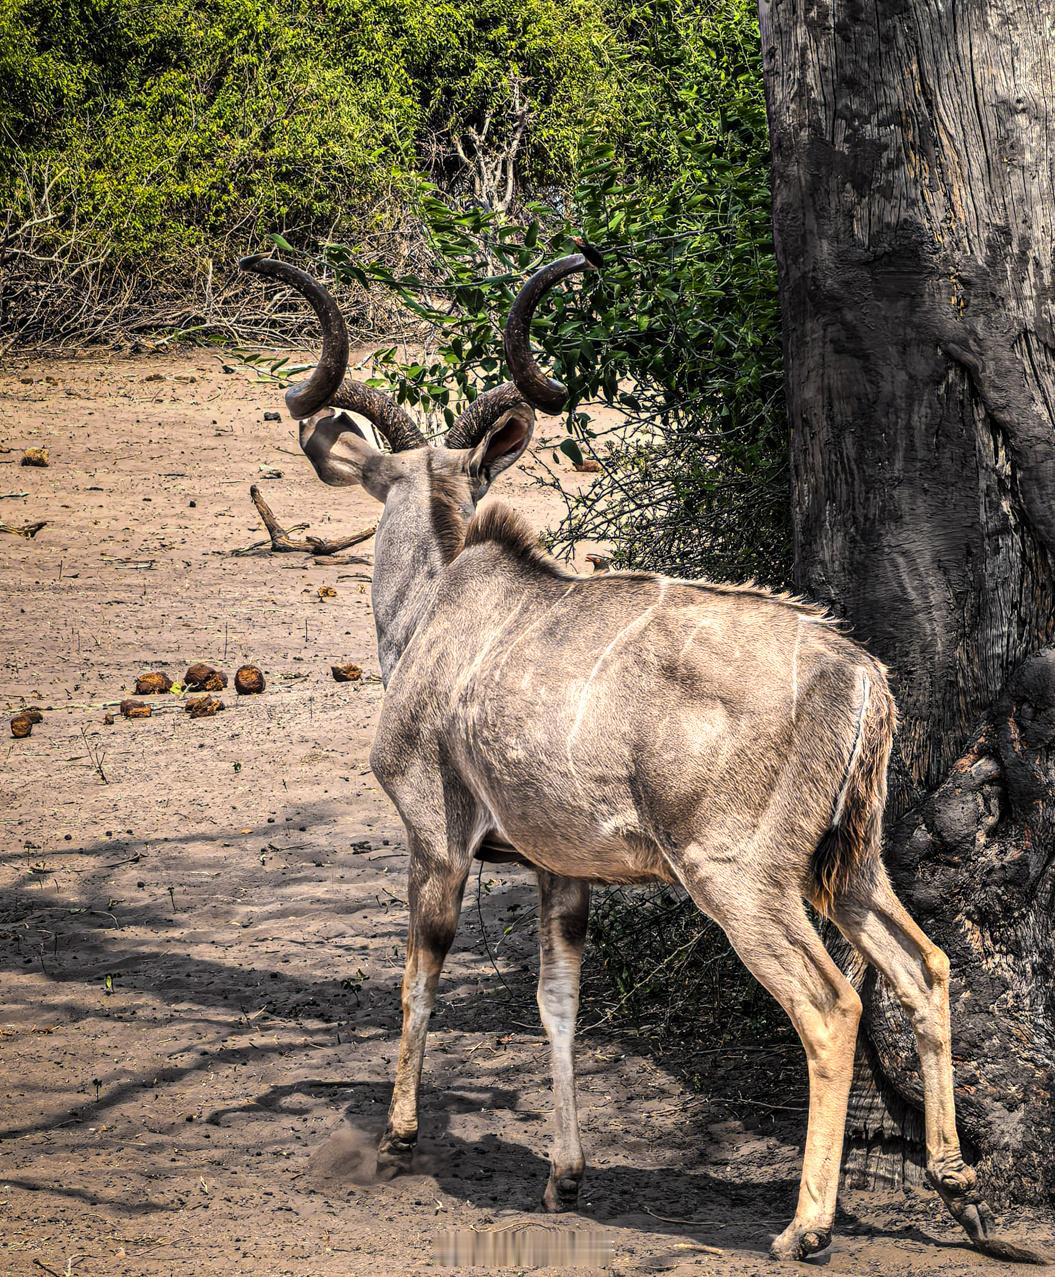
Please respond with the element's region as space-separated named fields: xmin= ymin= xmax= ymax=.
xmin=243 ymin=253 xmax=1027 ymax=1265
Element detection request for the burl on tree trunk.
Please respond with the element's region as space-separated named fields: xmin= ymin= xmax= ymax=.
xmin=757 ymin=0 xmax=1055 ymax=1201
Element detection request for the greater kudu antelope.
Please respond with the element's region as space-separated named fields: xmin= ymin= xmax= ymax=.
xmin=241 ymin=251 xmax=1035 ymax=1263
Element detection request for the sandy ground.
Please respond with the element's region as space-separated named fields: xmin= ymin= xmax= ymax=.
xmin=0 ymin=349 xmax=1051 ymax=1276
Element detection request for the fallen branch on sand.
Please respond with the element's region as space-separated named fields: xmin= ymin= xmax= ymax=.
xmin=0 ymin=519 xmax=47 ymax=539
xmin=235 ymin=485 xmax=375 ymax=557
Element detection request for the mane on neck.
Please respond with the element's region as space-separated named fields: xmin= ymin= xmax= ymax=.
xmin=462 ymin=502 xmax=571 ymax=578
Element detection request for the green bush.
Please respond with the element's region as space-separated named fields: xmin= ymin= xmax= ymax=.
xmin=0 ymin=0 xmax=619 ymax=340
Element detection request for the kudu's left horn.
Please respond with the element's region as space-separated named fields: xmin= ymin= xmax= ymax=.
xmin=239 ymin=255 xmax=426 ymax=452
xmin=444 ymin=242 xmax=601 ymax=449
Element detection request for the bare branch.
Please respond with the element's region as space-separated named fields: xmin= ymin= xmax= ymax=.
xmin=236 ymin=485 xmax=374 ymax=557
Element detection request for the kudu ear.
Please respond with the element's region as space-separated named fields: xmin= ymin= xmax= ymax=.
xmin=466 ymin=405 xmax=535 ymax=491
xmin=299 ymin=411 xmax=378 ymax=487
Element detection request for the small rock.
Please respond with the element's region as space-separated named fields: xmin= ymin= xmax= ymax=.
xmin=21 ymin=706 xmax=44 ymax=723
xmin=318 ymin=585 xmax=337 ymax=599
xmin=234 ymin=665 xmax=265 ymax=695
xmin=20 ymin=447 xmax=49 ymax=467
xmin=10 ymin=714 xmax=33 ymax=738
xmin=573 ymin=458 xmax=602 ymax=473
xmin=186 ymin=694 xmax=224 ymax=718
xmin=134 ymin=670 xmax=172 ymax=695
xmin=120 ymin=699 xmax=152 ymax=719
xmin=184 ymin=662 xmax=228 ymax=691
xmin=331 ymin=663 xmax=363 ymax=683
xmin=144 ymin=372 xmax=163 ymax=382
xmin=263 ymin=411 xmax=282 ymax=422
xmin=103 ymin=712 xmax=115 ymax=725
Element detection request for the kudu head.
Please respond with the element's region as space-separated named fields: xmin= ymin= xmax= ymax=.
xmin=239 ymin=248 xmax=598 ymax=510
xmin=241 ymin=246 xmax=598 ymax=679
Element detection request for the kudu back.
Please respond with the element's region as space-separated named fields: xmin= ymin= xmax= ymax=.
xmin=242 ymin=250 xmax=1038 ymax=1264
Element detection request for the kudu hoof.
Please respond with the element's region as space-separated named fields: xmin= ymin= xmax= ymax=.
xmin=376 ymin=1132 xmax=416 ymax=1179
xmin=542 ymin=1172 xmax=583 ymax=1213
xmin=769 ymin=1224 xmax=832 ymax=1262
xmin=926 ymin=1161 xmax=997 ymax=1245
xmin=926 ymin=1163 xmax=1050 ymax=1264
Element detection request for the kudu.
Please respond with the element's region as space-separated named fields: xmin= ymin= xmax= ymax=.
xmin=242 ymin=251 xmax=1034 ymax=1263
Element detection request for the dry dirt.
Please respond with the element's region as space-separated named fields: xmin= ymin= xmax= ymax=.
xmin=1 ymin=350 xmax=1050 ymax=1276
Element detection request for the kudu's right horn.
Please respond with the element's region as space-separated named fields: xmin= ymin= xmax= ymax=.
xmin=444 ymin=242 xmax=602 ymax=449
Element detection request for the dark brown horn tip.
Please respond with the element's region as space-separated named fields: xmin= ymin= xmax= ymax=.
xmin=239 ymin=254 xmax=269 ymax=272
xmin=572 ymin=239 xmax=604 ymax=269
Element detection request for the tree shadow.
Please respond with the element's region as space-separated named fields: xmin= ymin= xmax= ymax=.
xmin=0 ymin=1178 xmax=178 ymax=1215
xmin=0 ymin=808 xmax=806 ymax=1200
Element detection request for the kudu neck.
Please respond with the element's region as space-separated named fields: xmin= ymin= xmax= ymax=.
xmin=370 ymin=474 xmax=470 ymax=685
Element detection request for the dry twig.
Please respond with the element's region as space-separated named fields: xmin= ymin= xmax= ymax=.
xmin=0 ymin=519 xmax=47 ymax=539
xmin=235 ymin=485 xmax=374 ymax=557
xmin=80 ymin=727 xmax=109 ymax=784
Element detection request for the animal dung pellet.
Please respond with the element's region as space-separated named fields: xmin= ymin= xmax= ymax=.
xmin=184 ymin=662 xmax=228 ymax=691
xmin=263 ymin=411 xmax=281 ymax=422
xmin=20 ymin=447 xmax=49 ymax=467
xmin=318 ymin=585 xmax=337 ymax=599
xmin=134 ymin=670 xmax=172 ymax=695
xmin=234 ymin=665 xmax=265 ymax=695
xmin=10 ymin=714 xmax=33 ymax=738
xmin=103 ymin=712 xmax=115 ymax=725
xmin=120 ymin=699 xmax=152 ymax=719
xmin=331 ymin=663 xmax=363 ymax=683
xmin=186 ymin=694 xmax=224 ymax=718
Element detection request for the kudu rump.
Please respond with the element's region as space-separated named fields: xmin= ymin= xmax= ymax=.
xmin=243 ymin=251 xmax=1035 ymax=1263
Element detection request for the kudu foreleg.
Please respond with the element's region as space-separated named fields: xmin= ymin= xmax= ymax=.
xmin=536 ymin=871 xmax=590 ymax=1212
xmin=378 ymin=834 xmax=470 ymax=1176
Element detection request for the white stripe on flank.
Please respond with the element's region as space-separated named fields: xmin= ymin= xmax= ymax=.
xmin=832 ymin=668 xmax=871 ymax=827
xmin=565 ymin=582 xmax=667 ymax=773
xmin=677 ymin=612 xmax=712 ymax=661
xmin=790 ymin=615 xmax=803 ymax=724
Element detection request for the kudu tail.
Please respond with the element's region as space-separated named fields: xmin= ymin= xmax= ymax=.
xmin=809 ymin=668 xmax=898 ymax=917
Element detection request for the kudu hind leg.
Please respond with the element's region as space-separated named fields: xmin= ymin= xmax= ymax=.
xmin=378 ymin=832 xmax=471 ymax=1176
xmin=831 ymin=863 xmax=998 ymax=1245
xmin=680 ymin=866 xmax=862 ymax=1260
xmin=536 ymin=871 xmax=590 ymax=1212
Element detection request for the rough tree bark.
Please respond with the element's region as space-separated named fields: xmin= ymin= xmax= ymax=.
xmin=757 ymin=0 xmax=1055 ymax=1203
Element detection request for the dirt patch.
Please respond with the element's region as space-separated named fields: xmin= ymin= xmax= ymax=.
xmin=0 ymin=350 xmax=1049 ymax=1275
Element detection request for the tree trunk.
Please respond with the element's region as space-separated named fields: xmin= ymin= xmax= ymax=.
xmin=757 ymin=0 xmax=1055 ymax=1203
